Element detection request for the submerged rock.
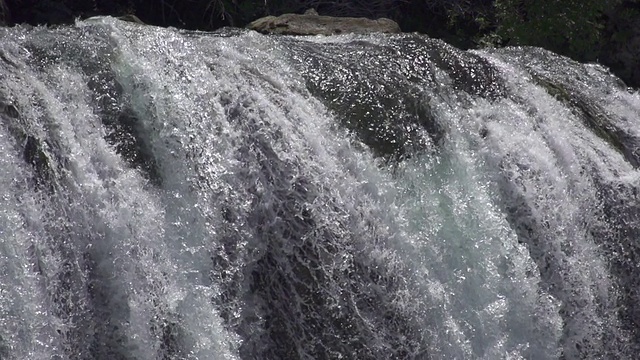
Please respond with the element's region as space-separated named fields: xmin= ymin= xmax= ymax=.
xmin=247 ymin=9 xmax=401 ymax=36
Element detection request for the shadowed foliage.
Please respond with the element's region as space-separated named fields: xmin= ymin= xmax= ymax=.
xmin=2 ymin=0 xmax=640 ymax=86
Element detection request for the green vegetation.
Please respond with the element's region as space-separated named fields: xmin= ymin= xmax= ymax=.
xmin=493 ymin=0 xmax=622 ymax=61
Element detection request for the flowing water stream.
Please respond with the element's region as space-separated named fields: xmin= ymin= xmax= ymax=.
xmin=0 ymin=17 xmax=639 ymax=359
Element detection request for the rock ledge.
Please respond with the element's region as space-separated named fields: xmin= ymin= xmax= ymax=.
xmin=247 ymin=9 xmax=401 ymax=36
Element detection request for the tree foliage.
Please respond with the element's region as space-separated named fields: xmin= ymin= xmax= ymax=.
xmin=494 ymin=0 xmax=622 ymax=61
xmin=3 ymin=0 xmax=639 ymax=85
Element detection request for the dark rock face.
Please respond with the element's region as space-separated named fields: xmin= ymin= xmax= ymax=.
xmin=591 ymin=178 xmax=640 ymax=349
xmin=247 ymin=9 xmax=401 ymax=35
xmin=289 ymin=34 xmax=505 ymax=161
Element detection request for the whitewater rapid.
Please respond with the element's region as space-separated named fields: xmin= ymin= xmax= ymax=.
xmin=0 ymin=16 xmax=639 ymax=359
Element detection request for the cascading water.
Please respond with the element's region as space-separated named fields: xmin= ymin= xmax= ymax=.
xmin=0 ymin=16 xmax=639 ymax=359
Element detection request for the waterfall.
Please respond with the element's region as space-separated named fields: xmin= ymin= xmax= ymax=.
xmin=0 ymin=16 xmax=639 ymax=359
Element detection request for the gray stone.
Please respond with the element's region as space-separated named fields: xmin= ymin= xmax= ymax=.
xmin=247 ymin=9 xmax=401 ymax=36
xmin=117 ymin=14 xmax=145 ymax=25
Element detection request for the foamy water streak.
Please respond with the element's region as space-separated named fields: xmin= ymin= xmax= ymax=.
xmin=0 ymin=16 xmax=638 ymax=359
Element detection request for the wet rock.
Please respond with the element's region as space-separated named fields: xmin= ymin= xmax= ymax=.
xmin=116 ymin=14 xmax=145 ymax=25
xmin=247 ymin=9 xmax=401 ymax=36
xmin=532 ymin=74 xmax=640 ymax=168
xmin=103 ymin=107 xmax=162 ymax=186
xmin=429 ymin=42 xmax=506 ymax=100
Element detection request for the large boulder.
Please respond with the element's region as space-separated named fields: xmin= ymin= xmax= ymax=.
xmin=247 ymin=9 xmax=401 ymax=36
